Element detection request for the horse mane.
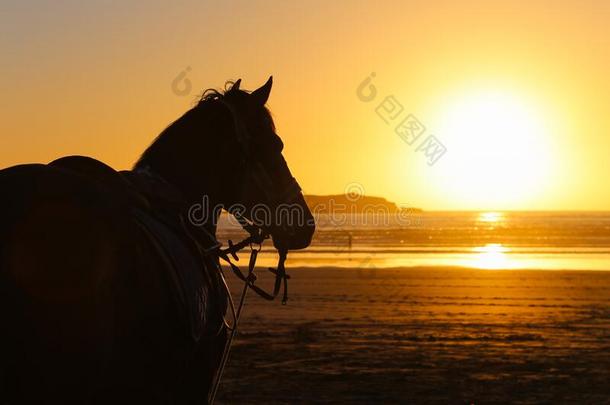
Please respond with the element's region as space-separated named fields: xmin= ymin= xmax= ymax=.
xmin=134 ymin=81 xmax=275 ymax=171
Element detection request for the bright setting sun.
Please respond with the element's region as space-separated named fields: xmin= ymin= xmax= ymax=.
xmin=432 ymin=89 xmax=555 ymax=209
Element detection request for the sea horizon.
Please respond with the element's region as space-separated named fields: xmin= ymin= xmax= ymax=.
xmin=218 ymin=211 xmax=610 ymax=271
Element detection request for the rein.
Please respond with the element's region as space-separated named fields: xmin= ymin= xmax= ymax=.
xmin=207 ymin=223 xmax=289 ymax=405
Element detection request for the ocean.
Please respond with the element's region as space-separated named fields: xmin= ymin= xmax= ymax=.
xmin=217 ymin=211 xmax=610 ymax=271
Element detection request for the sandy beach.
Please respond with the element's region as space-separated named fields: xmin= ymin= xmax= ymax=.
xmin=216 ymin=266 xmax=610 ymax=404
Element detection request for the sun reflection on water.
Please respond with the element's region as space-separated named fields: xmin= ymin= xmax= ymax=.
xmin=472 ymin=243 xmax=511 ymax=269
xmin=478 ymin=211 xmax=504 ymax=223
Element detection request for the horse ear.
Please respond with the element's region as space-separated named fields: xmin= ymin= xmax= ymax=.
xmin=251 ymin=76 xmax=273 ymax=105
xmin=232 ymin=79 xmax=242 ymax=91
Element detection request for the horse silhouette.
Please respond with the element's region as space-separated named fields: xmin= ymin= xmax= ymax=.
xmin=0 ymin=77 xmax=314 ymax=404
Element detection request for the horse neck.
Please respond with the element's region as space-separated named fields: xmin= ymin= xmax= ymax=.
xmin=135 ymin=103 xmax=238 ymax=237
xmin=136 ymin=151 xmax=228 ymax=238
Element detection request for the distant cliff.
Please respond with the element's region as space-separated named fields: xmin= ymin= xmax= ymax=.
xmin=304 ymin=194 xmax=421 ymax=214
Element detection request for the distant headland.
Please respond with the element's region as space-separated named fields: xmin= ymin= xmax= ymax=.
xmin=304 ymin=194 xmax=422 ymax=214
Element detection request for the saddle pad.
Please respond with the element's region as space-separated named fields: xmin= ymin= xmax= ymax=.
xmin=132 ymin=209 xmax=208 ymax=342
xmin=47 ymin=156 xmax=212 ymax=341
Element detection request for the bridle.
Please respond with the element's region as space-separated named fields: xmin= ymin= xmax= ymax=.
xmin=208 ymin=97 xmax=304 ymax=403
xmin=215 ymin=97 xmax=303 ymax=302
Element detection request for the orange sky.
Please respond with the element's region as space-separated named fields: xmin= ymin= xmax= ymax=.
xmin=1 ymin=1 xmax=609 ymax=210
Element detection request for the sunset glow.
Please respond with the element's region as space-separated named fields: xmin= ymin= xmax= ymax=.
xmin=1 ymin=1 xmax=609 ymax=211
xmin=2 ymin=3 xmax=609 ymax=402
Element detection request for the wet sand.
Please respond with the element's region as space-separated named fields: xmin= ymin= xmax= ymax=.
xmin=216 ymin=266 xmax=610 ymax=404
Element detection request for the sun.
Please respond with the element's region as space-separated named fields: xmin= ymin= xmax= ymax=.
xmin=432 ymin=89 xmax=555 ymax=209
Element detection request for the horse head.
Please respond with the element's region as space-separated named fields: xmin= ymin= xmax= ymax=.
xmin=137 ymin=77 xmax=315 ymax=251
xmin=217 ymin=77 xmax=315 ymax=250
